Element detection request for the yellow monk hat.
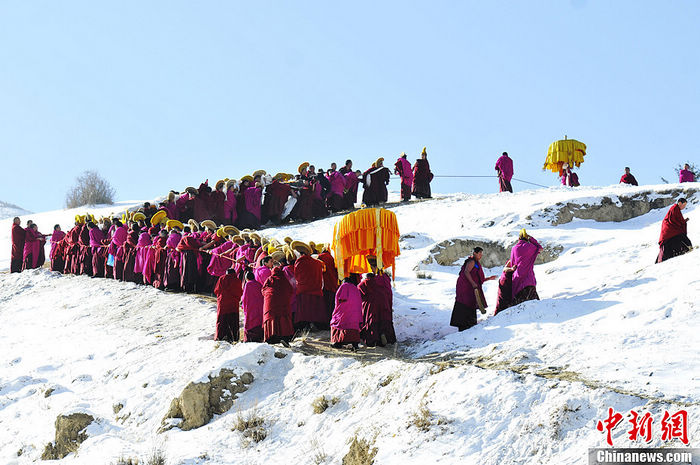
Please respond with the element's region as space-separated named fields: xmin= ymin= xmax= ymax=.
xmin=298 ymin=162 xmax=310 ymax=174
xmin=132 ymin=212 xmax=146 ymax=222
xmin=283 ymin=236 xmax=293 ymax=245
xmin=166 ymin=219 xmax=184 ymax=230
xmin=252 ymin=170 xmax=266 ymax=178
xmin=421 ymin=146 xmax=427 ymax=156
xmin=188 ymin=219 xmax=199 ymax=231
xmin=150 ymin=210 xmax=168 ymax=226
xmin=270 ymin=250 xmax=286 ymax=263
xmin=185 ymin=186 xmax=198 ymax=195
xmin=231 ymin=235 xmax=245 ymax=245
xmin=250 ymin=233 xmax=262 ymax=245
xmin=375 ymin=157 xmax=384 ymax=166
xmin=215 ymin=179 xmax=226 ymax=190
xmin=290 ymin=240 xmax=313 ymax=255
xmin=200 ymin=220 xmax=217 ymax=231
xmin=519 ymin=228 xmax=529 ymax=240
xmin=216 ymin=227 xmax=227 ymax=238
xmin=273 ymin=172 xmax=286 ymax=181
xmin=223 ymin=225 xmax=239 ymax=236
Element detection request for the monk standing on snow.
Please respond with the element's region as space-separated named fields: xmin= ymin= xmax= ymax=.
xmin=656 ymin=198 xmax=692 ymax=263
xmin=358 ymin=256 xmax=397 ymax=346
xmin=330 ymin=275 xmax=362 ymax=350
xmin=412 ymin=147 xmax=433 ymax=199
xmin=679 ymin=164 xmax=695 ymax=183
xmin=241 ymin=270 xmax=264 ymax=342
xmin=450 ymin=247 xmax=497 ymax=331
xmin=262 ymin=265 xmax=294 ymax=346
xmin=495 ymin=152 xmax=514 ymax=193
xmin=619 ymin=167 xmax=638 ymax=186
xmin=10 ymin=217 xmax=26 ymax=273
xmin=394 ymin=153 xmax=414 ymax=202
xmin=510 ymin=229 xmax=543 ymax=305
xmin=292 ymin=241 xmax=327 ymax=330
xmin=213 ymin=268 xmax=244 ymax=342
xmin=50 ymin=224 xmax=66 ymax=273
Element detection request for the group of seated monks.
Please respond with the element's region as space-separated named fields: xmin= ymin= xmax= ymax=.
xmin=139 ymin=150 xmax=434 ymax=230
xmin=44 ymin=211 xmax=396 ymax=350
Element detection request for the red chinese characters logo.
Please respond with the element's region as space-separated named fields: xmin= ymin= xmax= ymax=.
xmin=596 ymin=408 xmax=689 ymax=446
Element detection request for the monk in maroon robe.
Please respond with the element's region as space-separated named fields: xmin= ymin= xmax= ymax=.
xmin=164 ymin=229 xmax=183 ymax=290
xmin=294 ymin=245 xmax=327 ymax=330
xmin=412 ymin=148 xmax=433 ymax=199
xmin=193 ymin=181 xmax=213 ymax=222
xmin=317 ymin=248 xmax=339 ymax=319
xmin=211 ymin=181 xmax=226 ymax=224
xmin=23 ymin=224 xmax=44 ymax=270
xmin=262 ymin=266 xmax=294 ymax=345
xmin=362 ymin=160 xmax=390 ymax=206
xmin=214 ymin=268 xmax=244 ymax=342
xmin=11 ymin=217 xmax=26 ymax=273
xmin=619 ymin=167 xmax=638 ymax=186
xmin=263 ymin=176 xmax=293 ymax=224
xmin=121 ymin=226 xmax=140 ymax=283
xmin=89 ymin=222 xmax=107 ymax=278
xmin=358 ymin=257 xmax=397 ymax=346
xmin=177 ymin=233 xmax=202 ymax=293
xmin=656 ymin=198 xmax=692 ymax=263
xmin=50 ymin=225 xmax=66 ymax=273
xmin=343 ymin=170 xmax=360 ymax=209
xmin=450 ymin=247 xmax=497 ymax=331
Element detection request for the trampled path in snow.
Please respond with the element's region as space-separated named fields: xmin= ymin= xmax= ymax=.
xmin=1 ymin=183 xmax=699 ymax=464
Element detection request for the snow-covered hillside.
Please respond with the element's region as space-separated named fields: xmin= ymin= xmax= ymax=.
xmin=1 ymin=183 xmax=699 ymax=464
xmin=0 ymin=200 xmax=32 ymax=221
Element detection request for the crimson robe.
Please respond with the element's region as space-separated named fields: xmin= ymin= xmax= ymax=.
xmin=262 ymin=266 xmax=294 ymax=341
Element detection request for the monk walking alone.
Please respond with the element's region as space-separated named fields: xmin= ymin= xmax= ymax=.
xmin=495 ymin=152 xmax=514 ymax=193
xmin=656 ymin=198 xmax=692 ymax=263
xmin=11 ymin=217 xmax=26 ymax=273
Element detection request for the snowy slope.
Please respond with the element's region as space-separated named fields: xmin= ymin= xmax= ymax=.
xmin=0 ymin=200 xmax=32 ymax=221
xmin=1 ymin=183 xmax=699 ymax=464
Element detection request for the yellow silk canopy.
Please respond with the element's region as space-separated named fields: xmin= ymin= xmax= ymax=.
xmin=543 ymin=137 xmax=587 ymax=173
xmin=331 ymin=208 xmax=400 ymax=280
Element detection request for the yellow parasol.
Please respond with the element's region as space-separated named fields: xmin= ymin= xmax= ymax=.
xmin=543 ymin=136 xmax=587 ymax=173
xmin=331 ymin=208 xmax=400 ymax=281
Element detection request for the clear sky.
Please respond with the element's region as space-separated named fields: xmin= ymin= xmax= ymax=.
xmin=1 ymin=1 xmax=698 ymax=212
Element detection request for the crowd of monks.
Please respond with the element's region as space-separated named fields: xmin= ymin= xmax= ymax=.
xmin=7 ymin=150 xmax=696 ymax=345
xmin=11 ymin=209 xmax=397 ymax=350
xmin=129 ymin=150 xmax=435 ymax=232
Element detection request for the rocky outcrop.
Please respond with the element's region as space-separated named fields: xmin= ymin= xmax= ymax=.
xmin=420 ymin=238 xmax=562 ymax=268
xmin=542 ymin=188 xmax=698 ymax=226
xmin=41 ymin=413 xmax=94 ymax=460
xmin=160 ymin=369 xmax=254 ymax=432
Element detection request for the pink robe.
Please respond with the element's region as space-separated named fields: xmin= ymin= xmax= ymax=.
xmin=207 ymin=241 xmax=234 ymax=277
xmin=331 ymin=282 xmax=362 ymax=330
xmin=396 ymin=157 xmax=414 ymax=186
xmin=23 ymin=228 xmax=42 ymax=268
xmin=679 ymin=169 xmax=695 ymax=183
xmin=509 ymin=237 xmax=543 ymax=297
xmin=224 ymin=189 xmax=237 ymax=224
xmin=495 ymin=154 xmax=514 ymax=181
xmin=254 ymin=265 xmax=272 ymax=285
xmin=133 ymin=232 xmax=152 ymax=274
xmin=50 ymin=230 xmax=66 ymax=259
xmin=242 ymin=280 xmax=264 ymax=330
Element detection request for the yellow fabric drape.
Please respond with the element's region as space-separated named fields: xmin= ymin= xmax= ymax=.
xmin=331 ymin=208 xmax=400 ymax=280
xmin=543 ymin=138 xmax=587 ymax=173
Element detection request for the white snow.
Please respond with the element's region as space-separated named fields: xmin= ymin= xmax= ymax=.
xmin=0 ymin=201 xmax=32 ymax=221
xmin=1 ymin=183 xmax=699 ymax=464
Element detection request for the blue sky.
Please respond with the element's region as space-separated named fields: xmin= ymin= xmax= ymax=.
xmin=1 ymin=1 xmax=698 ymax=212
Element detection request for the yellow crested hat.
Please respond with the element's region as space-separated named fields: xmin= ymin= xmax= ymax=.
xmin=298 ymin=162 xmax=310 ymax=174
xmin=151 ymin=210 xmax=168 ymax=226
xmin=166 ymin=219 xmax=184 ymax=230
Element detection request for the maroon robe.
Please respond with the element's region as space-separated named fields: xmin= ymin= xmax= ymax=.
xmin=318 ymin=251 xmax=339 ymax=318
xmin=121 ymin=230 xmax=140 ymax=283
xmin=262 ymin=266 xmax=295 ymax=342
xmin=412 ymin=158 xmax=433 ymax=198
xmin=656 ymin=204 xmax=692 ymax=262
xmin=50 ymin=230 xmax=66 ymax=273
xmin=358 ymin=273 xmax=396 ymax=346
xmin=263 ymin=180 xmax=292 ymax=224
xmin=210 ymin=189 xmax=226 ymax=224
xmin=11 ymin=223 xmax=26 ymax=273
xmin=214 ymin=273 xmax=243 ymax=342
xmin=294 ymin=254 xmax=327 ymax=328
xmin=177 ymin=235 xmax=202 ymax=293
xmin=362 ymin=166 xmax=390 ymax=206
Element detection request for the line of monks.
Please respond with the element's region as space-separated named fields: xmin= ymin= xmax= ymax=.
xmin=143 ymin=150 xmax=433 ymax=231
xmin=17 ymin=210 xmax=396 ymax=350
